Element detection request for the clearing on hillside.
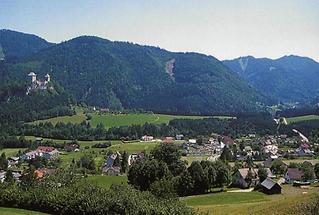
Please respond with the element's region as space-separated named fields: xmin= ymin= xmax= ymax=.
xmin=286 ymin=115 xmax=319 ymax=124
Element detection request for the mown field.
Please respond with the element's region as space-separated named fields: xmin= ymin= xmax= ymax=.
xmin=30 ymin=112 xmax=86 ymax=125
xmin=183 ymin=185 xmax=318 ymax=215
xmin=0 ymin=207 xmax=47 ymax=215
xmin=30 ymin=108 xmax=234 ymax=128
xmin=286 ymin=115 xmax=319 ymax=124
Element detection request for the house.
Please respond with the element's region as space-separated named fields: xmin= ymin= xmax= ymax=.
xmin=141 ymin=135 xmax=154 ymax=141
xmin=296 ymin=147 xmax=313 ymax=157
xmin=105 ymin=154 xmax=118 ymax=167
xmin=260 ymin=178 xmax=282 ymax=194
xmin=0 ymin=171 xmax=22 ymax=182
xmin=222 ymin=136 xmax=235 ymax=147
xmin=36 ymin=146 xmax=59 ymax=160
xmin=35 ymin=168 xmax=56 ymax=179
xmin=0 ymin=171 xmax=6 ymax=183
xmin=265 ymin=168 xmax=275 ymax=178
xmin=128 ymin=153 xmax=145 ymax=166
xmin=232 ymin=168 xmax=259 ymax=188
xmin=163 ymin=137 xmax=174 ymax=144
xmin=100 ymin=108 xmax=110 ymax=113
xmin=8 ymin=157 xmax=19 ymax=167
xmin=285 ymin=168 xmax=304 ymax=183
xmin=64 ymin=143 xmax=80 ymax=152
xmin=189 ymin=139 xmax=197 ymax=144
xmin=20 ymin=150 xmax=38 ymax=161
xmin=102 ymin=166 xmax=121 ymax=176
xmin=38 ymin=148 xmax=59 ymax=160
xmin=176 ymin=134 xmax=184 ymax=140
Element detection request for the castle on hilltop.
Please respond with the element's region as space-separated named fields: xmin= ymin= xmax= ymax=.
xmin=26 ymin=72 xmax=53 ymax=94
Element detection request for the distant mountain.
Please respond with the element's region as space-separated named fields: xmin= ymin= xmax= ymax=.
xmin=223 ymin=55 xmax=319 ymax=103
xmin=0 ymin=32 xmax=273 ymax=115
xmin=0 ymin=29 xmax=53 ymax=60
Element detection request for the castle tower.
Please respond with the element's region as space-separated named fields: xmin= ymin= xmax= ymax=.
xmin=28 ymin=72 xmax=37 ymax=83
xmin=45 ymin=74 xmax=51 ymax=83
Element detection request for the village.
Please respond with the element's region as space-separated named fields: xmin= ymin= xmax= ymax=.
xmin=1 ymin=128 xmax=319 ymax=197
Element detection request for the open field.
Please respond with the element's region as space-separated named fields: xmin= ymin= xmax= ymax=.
xmin=0 ymin=207 xmax=47 ymax=215
xmin=30 ymin=112 xmax=86 ymax=125
xmin=85 ymin=175 xmax=128 ymax=189
xmin=89 ymin=113 xmax=209 ymax=128
xmin=286 ymin=115 xmax=319 ymax=124
xmin=30 ymin=108 xmax=234 ymax=129
xmin=24 ymin=136 xmax=122 ymax=148
xmin=0 ymin=148 xmax=26 ymax=157
xmin=183 ymin=185 xmax=319 ymax=215
xmin=106 ymin=141 xmax=160 ymax=154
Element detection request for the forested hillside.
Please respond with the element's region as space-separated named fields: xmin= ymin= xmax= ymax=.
xmin=0 ymin=82 xmax=75 ymax=135
xmin=223 ymin=55 xmax=319 ymax=103
xmin=0 ymin=29 xmax=52 ymax=60
xmin=0 ymin=33 xmax=273 ymax=115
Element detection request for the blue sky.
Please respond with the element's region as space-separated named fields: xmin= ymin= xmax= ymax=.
xmin=1 ymin=0 xmax=319 ymax=61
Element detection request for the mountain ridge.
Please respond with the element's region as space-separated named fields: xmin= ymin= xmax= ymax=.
xmin=0 ymin=31 xmax=273 ymax=115
xmin=223 ymin=55 xmax=319 ymax=103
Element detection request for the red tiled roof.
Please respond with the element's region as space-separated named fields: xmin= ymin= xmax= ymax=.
xmin=37 ymin=146 xmax=55 ymax=152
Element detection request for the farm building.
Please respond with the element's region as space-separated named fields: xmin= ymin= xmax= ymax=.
xmin=285 ymin=168 xmax=304 ymax=183
xmin=260 ymin=178 xmax=282 ymax=194
xmin=232 ymin=168 xmax=259 ymax=188
xmin=102 ymin=166 xmax=121 ymax=176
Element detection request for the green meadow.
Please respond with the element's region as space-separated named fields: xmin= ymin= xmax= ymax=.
xmin=30 ymin=108 xmax=234 ymax=129
xmin=286 ymin=114 xmax=319 ymax=124
xmin=0 ymin=207 xmax=47 ymax=215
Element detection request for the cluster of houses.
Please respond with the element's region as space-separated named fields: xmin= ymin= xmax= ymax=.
xmin=20 ymin=146 xmax=59 ymax=161
xmin=232 ymin=159 xmax=318 ymax=195
xmin=101 ymin=151 xmax=146 ymax=176
xmin=181 ymin=135 xmax=235 ymax=157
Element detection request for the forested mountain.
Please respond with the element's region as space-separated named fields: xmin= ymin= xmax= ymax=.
xmin=0 ymin=33 xmax=272 ymax=115
xmin=223 ymin=55 xmax=319 ymax=103
xmin=0 ymin=82 xmax=75 ymax=134
xmin=0 ymin=29 xmax=53 ymax=60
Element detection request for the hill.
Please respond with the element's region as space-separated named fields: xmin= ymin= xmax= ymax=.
xmin=0 ymin=29 xmax=53 ymax=60
xmin=0 ymin=32 xmax=273 ymax=115
xmin=223 ymin=55 xmax=319 ymax=103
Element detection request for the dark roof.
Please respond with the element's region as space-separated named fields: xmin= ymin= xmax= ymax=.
xmin=261 ymin=178 xmax=281 ymax=190
xmin=286 ymin=168 xmax=304 ymax=180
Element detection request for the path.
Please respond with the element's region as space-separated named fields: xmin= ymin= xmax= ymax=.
xmin=227 ymin=188 xmax=254 ymax=193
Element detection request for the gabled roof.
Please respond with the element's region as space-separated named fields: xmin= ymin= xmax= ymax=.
xmin=236 ymin=168 xmax=258 ymax=179
xmin=261 ymin=178 xmax=281 ymax=190
xmin=286 ymin=168 xmax=304 ymax=180
xmin=37 ymin=146 xmax=56 ymax=152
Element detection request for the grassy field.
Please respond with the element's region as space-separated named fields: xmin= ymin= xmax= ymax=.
xmin=286 ymin=115 xmax=319 ymax=124
xmin=183 ymin=185 xmax=318 ymax=215
xmin=0 ymin=148 xmax=26 ymax=157
xmin=106 ymin=141 xmax=160 ymax=154
xmin=30 ymin=108 xmax=234 ymax=129
xmin=30 ymin=112 xmax=86 ymax=125
xmin=89 ymin=113 xmax=208 ymax=128
xmin=85 ymin=175 xmax=128 ymax=189
xmin=0 ymin=207 xmax=47 ymax=215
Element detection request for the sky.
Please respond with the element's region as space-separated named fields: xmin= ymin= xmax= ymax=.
xmin=1 ymin=0 xmax=319 ymax=61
